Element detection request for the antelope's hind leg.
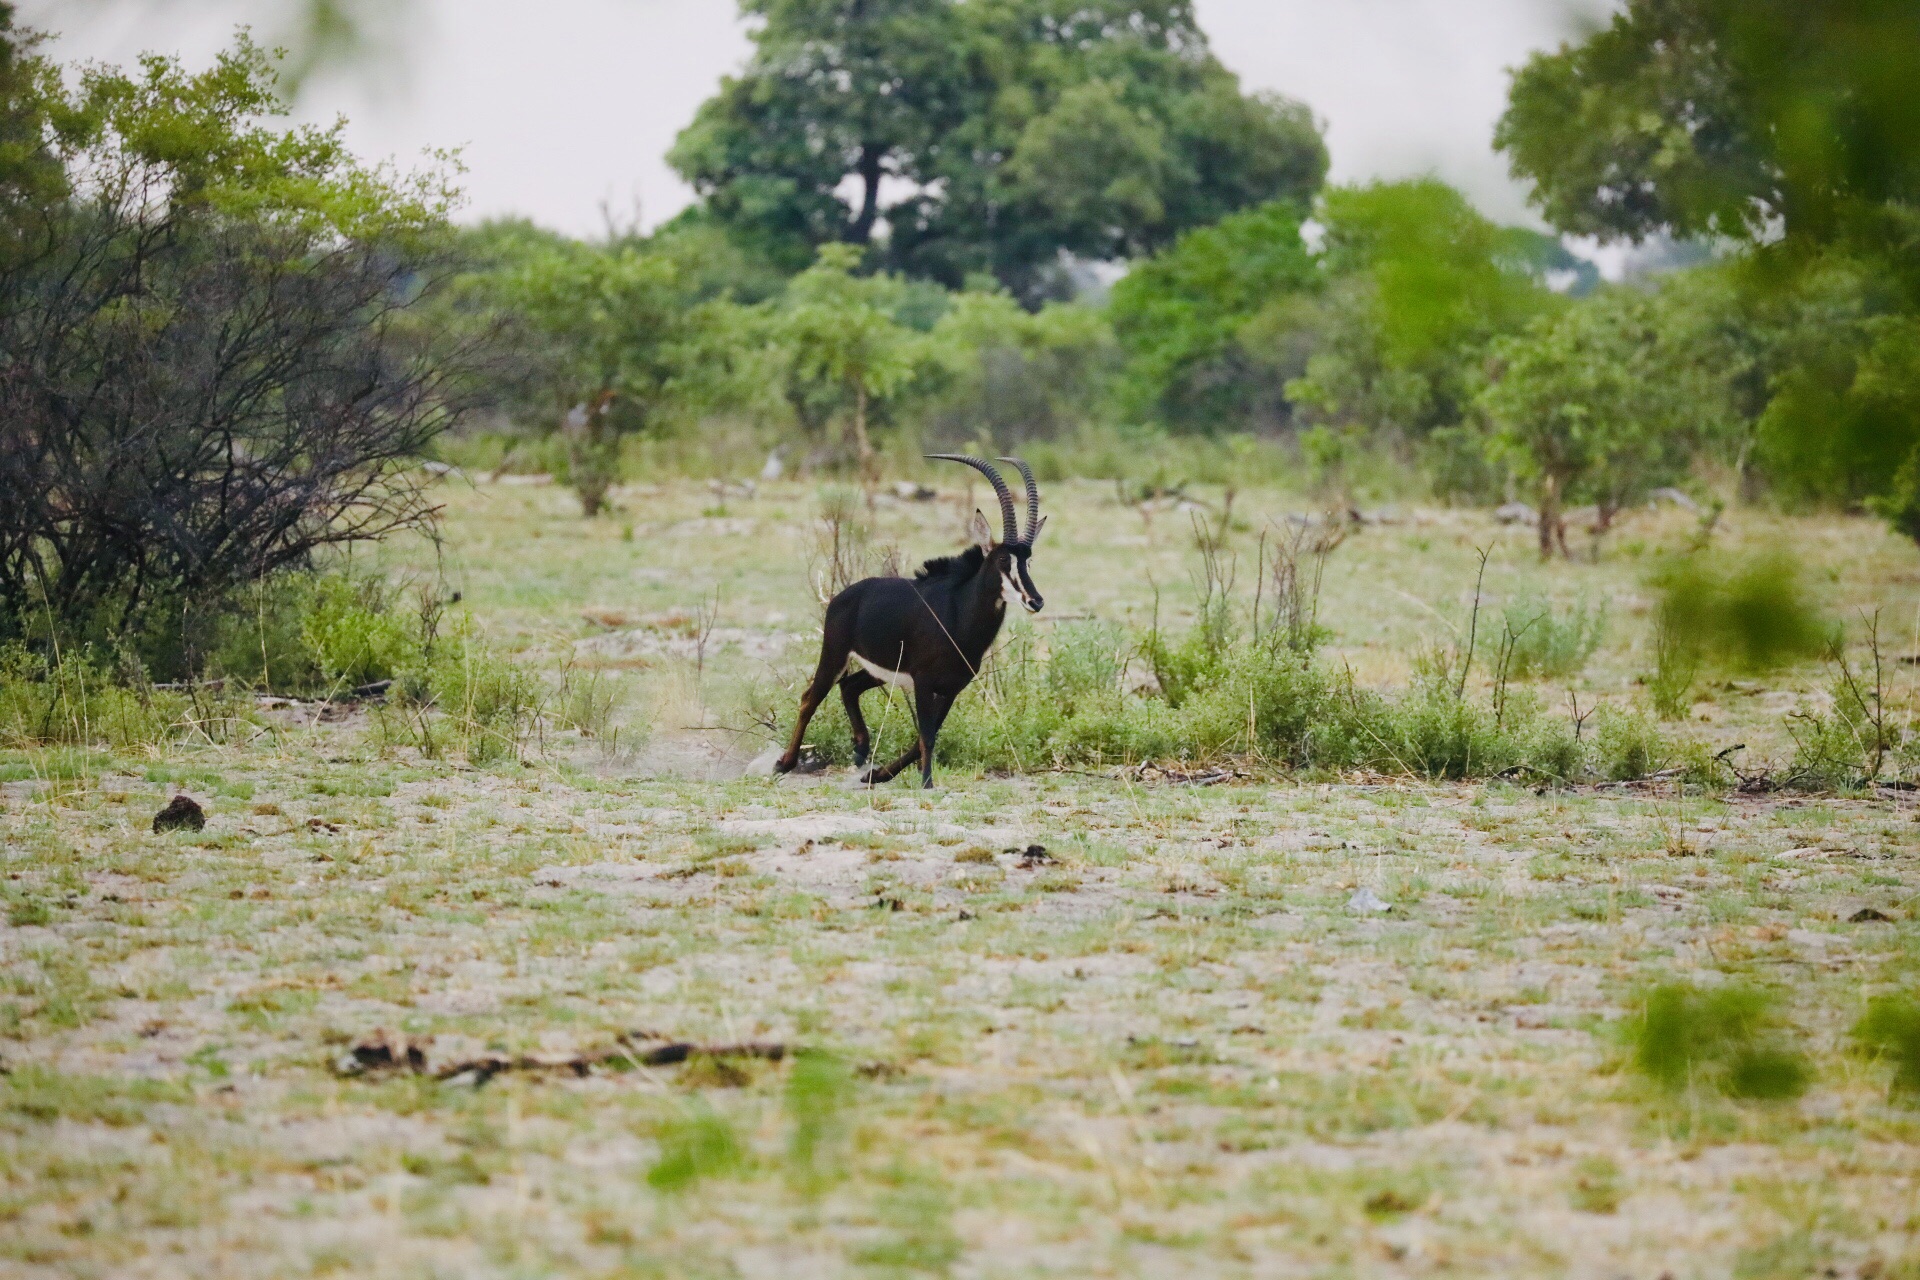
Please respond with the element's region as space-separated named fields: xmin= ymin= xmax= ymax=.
xmin=838 ymin=669 xmax=883 ymax=770
xmin=775 ymin=629 xmax=854 ymax=774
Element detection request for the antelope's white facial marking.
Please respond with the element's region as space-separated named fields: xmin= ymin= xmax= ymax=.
xmin=1002 ymin=565 xmax=1042 ymax=613
xmin=851 ymin=652 xmax=915 ymax=692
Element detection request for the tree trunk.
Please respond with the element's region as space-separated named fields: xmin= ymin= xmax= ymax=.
xmin=1537 ymin=474 xmax=1564 ymax=560
xmin=1590 ymin=498 xmax=1618 ymax=562
xmin=565 ymin=388 xmax=619 ymax=518
xmin=848 ymin=145 xmax=884 ymax=244
xmin=851 ymin=381 xmax=877 ymax=506
xmin=1735 ymin=429 xmax=1763 ymax=505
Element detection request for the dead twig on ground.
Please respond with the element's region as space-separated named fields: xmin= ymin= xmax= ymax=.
xmin=334 ymin=1029 xmax=788 ymax=1083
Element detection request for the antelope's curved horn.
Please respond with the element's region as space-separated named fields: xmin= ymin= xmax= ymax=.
xmin=926 ymin=454 xmax=1018 ymax=545
xmin=998 ymin=457 xmax=1041 ymax=545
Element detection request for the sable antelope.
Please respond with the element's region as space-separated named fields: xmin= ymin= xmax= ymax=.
xmin=774 ymin=455 xmax=1046 ymax=788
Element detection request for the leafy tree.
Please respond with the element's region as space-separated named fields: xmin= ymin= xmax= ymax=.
xmin=1286 ymin=179 xmax=1563 ymax=442
xmin=0 ymin=35 xmax=469 ymax=670
xmin=770 ymin=244 xmax=922 ymax=482
xmin=486 ymin=242 xmax=695 ymax=515
xmin=1108 ymin=200 xmax=1318 ymax=432
xmin=1108 ymin=179 xmax=1571 ymax=445
xmin=1750 ymin=268 xmax=1920 ymax=520
xmin=671 ymin=0 xmax=1326 ymax=301
xmin=669 ymin=0 xmax=968 ymax=274
xmin=0 ymin=7 xmax=59 ymax=227
xmin=1498 ymin=0 xmax=1919 ymax=262
xmin=1497 ymin=0 xmax=1920 ymax=538
xmin=922 ymin=285 xmax=1120 ymax=447
xmin=1481 ymin=285 xmax=1733 ymax=557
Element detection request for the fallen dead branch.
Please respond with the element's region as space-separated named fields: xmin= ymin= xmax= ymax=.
xmin=333 ymin=1028 xmax=787 ymax=1083
xmin=1119 ymin=764 xmax=1243 ymax=786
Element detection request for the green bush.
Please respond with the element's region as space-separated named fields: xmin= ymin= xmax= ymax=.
xmin=1502 ymin=594 xmax=1607 ymax=681
xmin=1786 ymin=641 xmax=1908 ymax=789
xmin=1854 ymin=994 xmax=1920 ymax=1098
xmin=938 ymin=625 xmax=1179 ymax=771
xmin=785 ymin=1051 xmax=855 ymax=1189
xmin=773 ymin=613 xmax=1661 ymax=783
xmin=1189 ymin=639 xmax=1373 ymax=768
xmin=1650 ymin=550 xmax=1831 ymax=678
xmin=1621 ymin=982 xmax=1811 ymax=1101
xmin=1593 ymin=706 xmax=1665 ymax=781
xmin=554 ymin=664 xmax=627 ymax=744
xmin=1518 ymin=699 xmax=1587 ymax=781
xmin=1647 ymin=615 xmax=1702 ymax=721
xmin=1143 ymin=592 xmax=1237 ymax=711
xmin=0 ymin=646 xmax=202 ymax=749
xmin=646 ymin=1100 xmax=743 ymax=1192
xmin=1373 ymin=676 xmax=1521 ymax=780
xmin=214 ymin=569 xmax=555 ymax=765
xmin=414 ymin=617 xmax=544 ymax=765
xmin=211 ymin=573 xmax=426 ymax=696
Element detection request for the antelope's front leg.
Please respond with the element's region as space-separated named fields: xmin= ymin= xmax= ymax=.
xmin=913 ymin=691 xmax=954 ymax=788
xmin=861 ymin=741 xmax=924 ymax=786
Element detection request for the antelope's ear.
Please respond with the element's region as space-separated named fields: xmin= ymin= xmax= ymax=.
xmin=967 ymin=509 xmax=994 ymax=551
xmin=1027 ymin=515 xmax=1047 ymax=547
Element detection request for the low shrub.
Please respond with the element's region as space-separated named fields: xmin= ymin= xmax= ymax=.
xmin=433 ymin=641 xmax=542 ymax=765
xmin=1646 ymin=550 xmax=1834 ymax=721
xmin=1786 ymin=628 xmax=1912 ymax=789
xmin=210 ymin=572 xmax=431 ymax=697
xmin=0 ymin=646 xmax=210 ymax=749
xmin=1650 ymin=549 xmax=1831 ymax=677
xmin=1593 ymin=706 xmax=1666 ymax=781
xmin=1647 ymin=616 xmax=1702 ymax=721
xmin=6 ymin=559 xmax=575 ymax=764
xmin=208 ymin=569 xmax=550 ymax=764
xmin=1854 ymin=994 xmax=1920 ymax=1098
xmin=1620 ymin=982 xmax=1811 ymax=1101
xmin=770 ymin=615 xmax=1666 ymax=783
xmin=647 ymin=1100 xmax=743 ymax=1192
xmin=373 ymin=615 xmax=544 ymax=766
xmin=1502 ymin=594 xmax=1607 ymax=681
xmin=1142 ymin=591 xmax=1237 ymax=711
xmin=554 ymin=664 xmax=626 ymax=744
xmin=785 ymin=1050 xmax=855 ymax=1189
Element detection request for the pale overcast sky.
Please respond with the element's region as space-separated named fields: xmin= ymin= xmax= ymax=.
xmin=28 ymin=0 xmax=1616 ymax=238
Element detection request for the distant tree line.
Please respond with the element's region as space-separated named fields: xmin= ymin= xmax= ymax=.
xmin=441 ymin=0 xmax=1920 ymax=561
xmin=6 ymin=0 xmax=1918 ymax=689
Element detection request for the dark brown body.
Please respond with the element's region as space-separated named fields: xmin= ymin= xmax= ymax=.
xmin=774 ymin=540 xmax=1040 ymax=787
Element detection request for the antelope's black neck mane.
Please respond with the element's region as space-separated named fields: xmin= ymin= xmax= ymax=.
xmin=914 ymin=546 xmax=986 ymax=586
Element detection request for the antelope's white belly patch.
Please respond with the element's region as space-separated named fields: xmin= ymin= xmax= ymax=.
xmin=851 ymin=652 xmax=915 ymax=692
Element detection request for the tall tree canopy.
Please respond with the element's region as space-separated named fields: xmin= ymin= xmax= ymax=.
xmin=1497 ymin=0 xmax=1920 ymax=540
xmin=669 ymin=0 xmax=1327 ymax=301
xmin=1496 ymin=0 xmax=1920 ymax=278
xmin=1108 ymin=180 xmax=1568 ymax=439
